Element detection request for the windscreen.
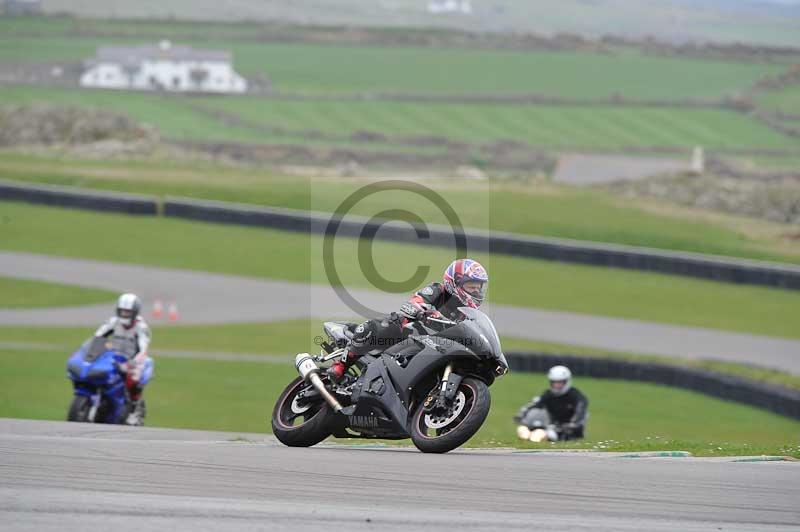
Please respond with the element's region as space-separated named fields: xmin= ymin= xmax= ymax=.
xmin=458 ymin=307 xmax=507 ymax=369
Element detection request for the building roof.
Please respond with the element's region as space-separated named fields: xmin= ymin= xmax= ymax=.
xmin=84 ymin=42 xmax=231 ymax=68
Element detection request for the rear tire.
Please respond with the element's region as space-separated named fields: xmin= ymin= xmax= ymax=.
xmin=271 ymin=377 xmax=335 ymax=447
xmin=410 ymin=377 xmax=491 ymax=454
xmin=67 ymin=395 xmax=91 ymax=422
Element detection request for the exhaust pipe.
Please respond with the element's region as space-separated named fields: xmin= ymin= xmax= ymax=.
xmin=295 ymin=353 xmax=343 ymax=413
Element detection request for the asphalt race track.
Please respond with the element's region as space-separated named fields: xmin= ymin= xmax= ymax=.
xmin=2 ymin=251 xmax=800 ymax=374
xmin=1 ymin=419 xmax=798 ymax=532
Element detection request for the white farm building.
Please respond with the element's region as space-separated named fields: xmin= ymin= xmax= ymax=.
xmin=80 ymin=41 xmax=247 ymax=94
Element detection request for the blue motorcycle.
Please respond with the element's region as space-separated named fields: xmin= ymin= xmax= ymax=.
xmin=66 ymin=336 xmax=152 ymax=424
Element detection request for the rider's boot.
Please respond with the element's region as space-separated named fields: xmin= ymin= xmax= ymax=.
xmin=125 ymin=398 xmax=146 ymax=426
xmin=326 ymin=350 xmax=358 ymax=383
xmin=125 ymin=383 xmax=146 ymax=426
xmin=326 ymin=361 xmax=346 ymax=383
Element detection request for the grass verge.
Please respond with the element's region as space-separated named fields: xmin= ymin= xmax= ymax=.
xmin=1 ymin=345 xmax=796 ymax=457
xmin=0 ymin=276 xmax=116 ymax=308
xmin=1 ymin=201 xmax=799 ymax=339
xmin=2 ymin=151 xmax=800 ymax=264
xmin=502 ymin=337 xmax=800 ymax=391
xmin=2 ymin=321 xmax=799 ymax=391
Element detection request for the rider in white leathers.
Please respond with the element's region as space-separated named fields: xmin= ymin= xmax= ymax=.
xmin=94 ymin=293 xmax=152 ymax=425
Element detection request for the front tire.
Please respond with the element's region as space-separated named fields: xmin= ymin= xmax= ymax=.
xmin=67 ymin=395 xmax=91 ymax=422
xmin=410 ymin=377 xmax=491 ymax=454
xmin=271 ymin=377 xmax=335 ymax=447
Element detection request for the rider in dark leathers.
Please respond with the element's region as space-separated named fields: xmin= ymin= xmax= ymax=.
xmin=514 ymin=365 xmax=588 ymax=441
xmin=327 ymin=258 xmax=488 ymax=381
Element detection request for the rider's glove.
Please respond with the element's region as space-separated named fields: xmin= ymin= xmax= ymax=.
xmin=399 ymin=302 xmax=423 ymax=321
xmin=425 ymin=308 xmax=444 ymax=320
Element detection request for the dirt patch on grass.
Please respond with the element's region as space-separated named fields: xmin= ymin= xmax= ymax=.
xmin=0 ymin=104 xmax=159 ymax=147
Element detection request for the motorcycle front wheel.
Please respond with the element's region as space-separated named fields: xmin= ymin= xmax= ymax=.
xmin=67 ymin=395 xmax=91 ymax=422
xmin=410 ymin=377 xmax=491 ymax=454
xmin=271 ymin=377 xmax=334 ymax=447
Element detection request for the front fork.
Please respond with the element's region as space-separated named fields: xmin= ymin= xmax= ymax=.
xmin=423 ymin=363 xmax=463 ymax=412
xmin=87 ymin=395 xmax=100 ymax=422
xmin=73 ymin=385 xmax=100 ymax=422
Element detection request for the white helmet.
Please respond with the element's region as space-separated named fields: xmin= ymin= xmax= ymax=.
xmin=547 ymin=365 xmax=572 ymax=396
xmin=116 ymin=293 xmax=142 ymax=327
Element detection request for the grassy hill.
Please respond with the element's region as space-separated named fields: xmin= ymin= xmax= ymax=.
xmin=1 ymin=16 xmax=799 ymax=159
xmin=0 ymin=29 xmax=786 ymax=100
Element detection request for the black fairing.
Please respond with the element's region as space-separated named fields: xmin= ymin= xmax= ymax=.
xmin=337 ymin=308 xmax=504 ymax=438
xmin=383 ymin=342 xmax=479 ymax=406
xmin=347 ymin=355 xmax=410 ymax=437
xmin=342 ymin=342 xmax=480 ymax=438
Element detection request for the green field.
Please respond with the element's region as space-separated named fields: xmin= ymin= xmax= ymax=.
xmin=0 ymin=15 xmax=787 ymax=100
xmin=3 ymin=153 xmax=799 ymax=264
xmin=2 ymin=15 xmax=799 ymax=160
xmin=1 ymin=201 xmax=799 ymax=339
xmin=200 ymin=96 xmax=799 ymax=150
xmin=0 ymin=15 xmax=798 ymax=158
xmin=0 ymin=276 xmax=116 ymax=308
xmin=217 ymin=44 xmax=784 ymax=100
xmin=1 ymin=344 xmax=796 ymax=456
xmin=2 ymin=85 xmax=797 ymax=151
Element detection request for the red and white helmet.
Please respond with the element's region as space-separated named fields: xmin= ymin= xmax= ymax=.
xmin=443 ymin=259 xmax=488 ymax=309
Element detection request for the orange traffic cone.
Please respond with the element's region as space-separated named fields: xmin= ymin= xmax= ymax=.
xmin=152 ymin=299 xmax=164 ymax=319
xmin=167 ymin=302 xmax=179 ymax=322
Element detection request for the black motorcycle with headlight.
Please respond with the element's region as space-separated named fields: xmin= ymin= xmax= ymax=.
xmin=271 ymin=307 xmax=508 ymax=453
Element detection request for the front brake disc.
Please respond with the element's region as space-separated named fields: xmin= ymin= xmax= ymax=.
xmin=423 ymin=391 xmax=466 ymax=429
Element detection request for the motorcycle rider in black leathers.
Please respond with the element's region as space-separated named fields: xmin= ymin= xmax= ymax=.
xmin=514 ymin=365 xmax=588 ymax=441
xmin=327 ymin=258 xmax=489 ymax=382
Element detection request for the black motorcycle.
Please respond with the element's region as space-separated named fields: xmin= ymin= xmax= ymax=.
xmin=271 ymin=307 xmax=508 ymax=453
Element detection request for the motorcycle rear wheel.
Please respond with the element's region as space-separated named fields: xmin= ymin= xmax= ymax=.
xmin=271 ymin=377 xmax=334 ymax=447
xmin=67 ymin=395 xmax=91 ymax=422
xmin=410 ymin=377 xmax=491 ymax=454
